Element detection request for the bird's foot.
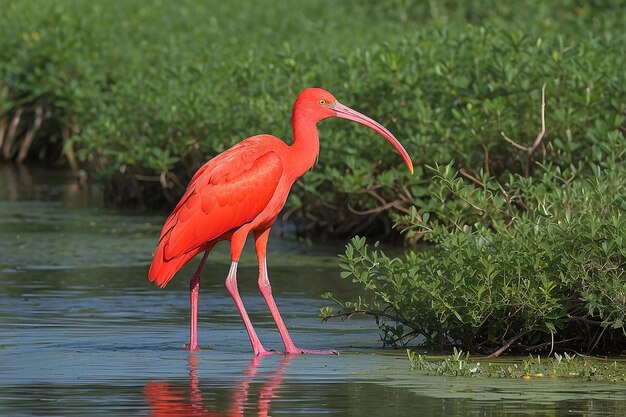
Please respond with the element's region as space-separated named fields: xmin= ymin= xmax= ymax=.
xmin=286 ymin=347 xmax=340 ymax=355
xmin=254 ymin=347 xmax=280 ymax=357
xmin=184 ymin=343 xmax=202 ymax=351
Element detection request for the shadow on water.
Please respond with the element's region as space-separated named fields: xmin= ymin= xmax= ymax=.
xmin=1 ymin=164 xmax=626 ymax=417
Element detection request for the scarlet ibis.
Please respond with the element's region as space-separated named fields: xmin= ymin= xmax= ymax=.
xmin=148 ymin=88 xmax=413 ymax=355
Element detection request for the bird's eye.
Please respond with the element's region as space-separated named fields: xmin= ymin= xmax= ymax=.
xmin=319 ymin=99 xmax=326 ymax=105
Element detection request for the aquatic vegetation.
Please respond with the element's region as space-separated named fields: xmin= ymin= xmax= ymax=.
xmin=407 ymin=348 xmax=626 ymax=382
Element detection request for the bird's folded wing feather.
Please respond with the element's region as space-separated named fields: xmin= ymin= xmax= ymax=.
xmin=159 ymin=144 xmax=283 ymax=260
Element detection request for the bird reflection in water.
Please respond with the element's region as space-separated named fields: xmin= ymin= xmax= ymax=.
xmin=145 ymin=353 xmax=292 ymax=417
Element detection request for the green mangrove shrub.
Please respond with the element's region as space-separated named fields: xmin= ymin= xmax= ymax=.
xmin=324 ymin=132 xmax=626 ymax=355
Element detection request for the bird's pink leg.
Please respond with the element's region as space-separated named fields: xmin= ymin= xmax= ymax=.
xmin=254 ymin=228 xmax=339 ymax=355
xmin=225 ymin=261 xmax=273 ymax=356
xmin=185 ymin=252 xmax=208 ymax=351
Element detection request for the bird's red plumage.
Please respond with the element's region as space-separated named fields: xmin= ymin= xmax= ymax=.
xmin=147 ymin=88 xmax=413 ymax=354
xmin=148 ymin=135 xmax=285 ymax=287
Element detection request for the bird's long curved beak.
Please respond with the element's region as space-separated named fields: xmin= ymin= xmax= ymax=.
xmin=332 ymin=101 xmax=413 ymax=174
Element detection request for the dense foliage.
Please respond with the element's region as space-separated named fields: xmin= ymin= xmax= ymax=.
xmin=1 ymin=0 xmax=624 ymax=238
xmin=325 ymin=137 xmax=626 ymax=355
xmin=317 ymin=4 xmax=626 ymax=352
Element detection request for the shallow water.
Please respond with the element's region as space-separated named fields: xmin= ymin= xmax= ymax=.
xmin=1 ymin=165 xmax=625 ymax=416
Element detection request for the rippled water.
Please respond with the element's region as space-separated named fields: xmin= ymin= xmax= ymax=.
xmin=1 ymin=165 xmax=625 ymax=416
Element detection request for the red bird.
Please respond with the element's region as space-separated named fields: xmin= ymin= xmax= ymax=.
xmin=148 ymin=88 xmax=413 ymax=355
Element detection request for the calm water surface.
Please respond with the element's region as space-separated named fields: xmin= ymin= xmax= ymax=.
xmin=1 ymin=165 xmax=625 ymax=416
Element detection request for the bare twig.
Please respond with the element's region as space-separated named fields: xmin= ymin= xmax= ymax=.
xmin=480 ymin=142 xmax=491 ymax=176
xmin=517 ymin=336 xmax=582 ymax=352
xmin=63 ymin=126 xmax=79 ymax=172
xmin=347 ymin=199 xmax=405 ymax=215
xmin=500 ymin=133 xmax=528 ymax=151
xmin=590 ymin=325 xmax=607 ymax=353
xmin=400 ymin=184 xmax=413 ymax=201
xmin=500 ymin=84 xmax=547 ymax=176
xmin=2 ymin=107 xmax=23 ymax=159
xmin=548 ymin=331 xmax=554 ymax=357
xmin=459 ymin=168 xmax=485 ymax=188
xmin=17 ymin=105 xmax=45 ymax=162
xmin=486 ymin=331 xmax=527 ymax=358
xmin=500 ymin=84 xmax=547 ymax=157
xmin=166 ymin=171 xmax=185 ymax=190
xmin=0 ymin=116 xmax=6 ymax=149
xmin=365 ymin=188 xmax=389 ymax=206
xmin=527 ymin=83 xmax=547 ymax=156
xmin=348 ymin=186 xmax=413 ymax=216
xmin=159 ymin=171 xmax=169 ymax=189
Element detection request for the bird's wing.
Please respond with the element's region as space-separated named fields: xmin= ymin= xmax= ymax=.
xmin=159 ymin=138 xmax=283 ymax=260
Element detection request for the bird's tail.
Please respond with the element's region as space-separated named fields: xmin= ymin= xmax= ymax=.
xmin=148 ymin=238 xmax=201 ymax=288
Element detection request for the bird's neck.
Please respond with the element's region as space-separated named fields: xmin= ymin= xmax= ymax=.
xmin=289 ymin=112 xmax=320 ymax=178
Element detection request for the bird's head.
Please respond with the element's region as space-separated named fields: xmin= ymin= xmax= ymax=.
xmin=294 ymin=88 xmax=413 ymax=174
